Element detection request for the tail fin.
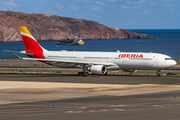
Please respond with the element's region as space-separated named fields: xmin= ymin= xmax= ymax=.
xmin=19 ymin=26 xmax=47 ymax=58
xmin=19 ymin=26 xmax=46 ymax=51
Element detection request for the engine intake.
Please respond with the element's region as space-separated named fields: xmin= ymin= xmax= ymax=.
xmin=88 ymin=65 xmax=107 ymax=75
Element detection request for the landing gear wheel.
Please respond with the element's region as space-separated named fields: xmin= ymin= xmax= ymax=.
xmin=82 ymin=72 xmax=89 ymax=76
xmin=156 ymin=73 xmax=160 ymax=77
xmin=82 ymin=72 xmax=86 ymax=76
xmin=85 ymin=72 xmax=89 ymax=76
xmin=78 ymin=72 xmax=83 ymax=76
xmin=156 ymin=70 xmax=161 ymax=77
xmin=78 ymin=72 xmax=89 ymax=76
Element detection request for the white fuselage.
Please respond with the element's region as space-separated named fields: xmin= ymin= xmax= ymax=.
xmin=16 ymin=26 xmax=177 ymax=75
xmin=43 ymin=50 xmax=176 ymax=70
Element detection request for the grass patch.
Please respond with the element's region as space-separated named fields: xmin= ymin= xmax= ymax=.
xmin=107 ymin=72 xmax=156 ymax=76
xmin=166 ymin=72 xmax=178 ymax=76
xmin=0 ymin=70 xmax=178 ymax=76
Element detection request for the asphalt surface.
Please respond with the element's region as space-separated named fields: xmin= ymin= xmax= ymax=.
xmin=0 ymin=73 xmax=180 ymax=85
xmin=0 ymin=55 xmax=180 ymax=120
xmin=0 ymin=59 xmax=180 ymax=120
xmin=1 ymin=91 xmax=180 ymax=120
xmin=0 ymin=73 xmax=180 ymax=120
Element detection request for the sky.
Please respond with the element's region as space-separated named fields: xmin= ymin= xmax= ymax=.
xmin=0 ymin=0 xmax=180 ymax=29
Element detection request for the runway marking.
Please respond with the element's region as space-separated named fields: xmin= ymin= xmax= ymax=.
xmin=87 ymin=84 xmax=180 ymax=92
xmin=153 ymin=105 xmax=164 ymax=107
xmin=113 ymin=109 xmax=125 ymax=111
xmin=88 ymin=110 xmax=97 ymax=112
xmin=64 ymin=111 xmax=83 ymax=113
xmin=166 ymin=104 xmax=175 ymax=107
xmin=110 ymin=105 xmax=127 ymax=107
xmin=1 ymin=102 xmax=180 ymax=116
xmin=100 ymin=109 xmax=109 ymax=112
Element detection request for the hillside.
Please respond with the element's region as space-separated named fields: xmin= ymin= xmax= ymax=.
xmin=0 ymin=11 xmax=154 ymax=42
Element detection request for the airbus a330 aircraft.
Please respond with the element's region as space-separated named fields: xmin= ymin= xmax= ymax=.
xmin=7 ymin=26 xmax=177 ymax=76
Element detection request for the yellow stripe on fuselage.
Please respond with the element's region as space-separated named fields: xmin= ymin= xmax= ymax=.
xmin=19 ymin=26 xmax=33 ymax=37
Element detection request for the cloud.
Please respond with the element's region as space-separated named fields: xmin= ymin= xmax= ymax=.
xmin=127 ymin=0 xmax=146 ymax=4
xmin=119 ymin=0 xmax=152 ymax=15
xmin=90 ymin=5 xmax=102 ymax=11
xmin=119 ymin=5 xmax=132 ymax=9
xmin=68 ymin=4 xmax=78 ymax=10
xmin=95 ymin=1 xmax=104 ymax=5
xmin=163 ymin=3 xmax=173 ymax=7
xmin=119 ymin=4 xmax=138 ymax=9
xmin=55 ymin=3 xmax=65 ymax=9
xmin=77 ymin=0 xmax=90 ymax=2
xmin=119 ymin=0 xmax=147 ymax=10
xmin=1 ymin=1 xmax=18 ymax=8
xmin=106 ymin=0 xmax=117 ymax=3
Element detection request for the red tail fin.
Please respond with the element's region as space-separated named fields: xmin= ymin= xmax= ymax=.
xmin=19 ymin=26 xmax=46 ymax=58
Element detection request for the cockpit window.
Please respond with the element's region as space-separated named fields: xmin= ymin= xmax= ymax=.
xmin=165 ymin=58 xmax=173 ymax=60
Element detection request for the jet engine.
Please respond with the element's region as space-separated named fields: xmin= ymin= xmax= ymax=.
xmin=88 ymin=65 xmax=107 ymax=75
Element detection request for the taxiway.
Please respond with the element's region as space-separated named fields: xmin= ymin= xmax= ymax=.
xmin=0 ymin=73 xmax=180 ymax=120
xmin=0 ymin=60 xmax=180 ymax=120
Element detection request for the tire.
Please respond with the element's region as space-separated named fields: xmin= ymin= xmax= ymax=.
xmin=156 ymin=73 xmax=160 ymax=77
xmin=78 ymin=72 xmax=83 ymax=76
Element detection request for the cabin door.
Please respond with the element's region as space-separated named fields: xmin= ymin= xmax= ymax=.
xmin=154 ymin=55 xmax=159 ymax=63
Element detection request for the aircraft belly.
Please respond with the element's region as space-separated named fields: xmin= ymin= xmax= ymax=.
xmin=51 ymin=62 xmax=82 ymax=68
xmin=106 ymin=65 xmax=120 ymax=70
xmin=117 ymin=59 xmax=153 ymax=70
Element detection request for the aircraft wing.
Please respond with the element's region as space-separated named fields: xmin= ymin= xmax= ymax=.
xmin=12 ymin=53 xmax=116 ymax=67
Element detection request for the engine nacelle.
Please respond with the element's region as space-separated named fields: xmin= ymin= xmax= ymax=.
xmin=88 ymin=65 xmax=107 ymax=75
xmin=123 ymin=69 xmax=137 ymax=73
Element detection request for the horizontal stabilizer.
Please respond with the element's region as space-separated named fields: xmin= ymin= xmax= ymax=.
xmin=12 ymin=53 xmax=22 ymax=59
xmin=3 ymin=50 xmax=33 ymax=57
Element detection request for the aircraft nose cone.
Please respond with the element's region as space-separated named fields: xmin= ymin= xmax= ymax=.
xmin=172 ymin=60 xmax=177 ymax=66
xmin=165 ymin=60 xmax=177 ymax=68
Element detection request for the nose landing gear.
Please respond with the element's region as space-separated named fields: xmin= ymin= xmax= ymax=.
xmin=156 ymin=70 xmax=161 ymax=77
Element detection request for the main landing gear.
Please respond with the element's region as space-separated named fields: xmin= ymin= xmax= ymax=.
xmin=156 ymin=70 xmax=161 ymax=77
xmin=78 ymin=72 xmax=89 ymax=76
xmin=78 ymin=66 xmax=89 ymax=76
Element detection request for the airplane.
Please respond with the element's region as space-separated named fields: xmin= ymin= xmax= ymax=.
xmin=6 ymin=26 xmax=177 ymax=76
